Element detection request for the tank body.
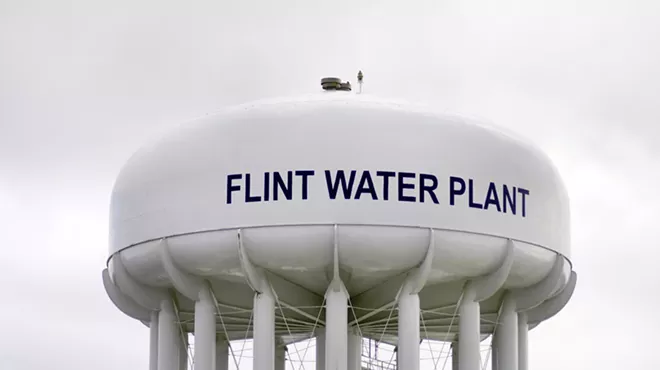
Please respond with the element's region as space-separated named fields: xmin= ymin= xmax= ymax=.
xmin=104 ymin=92 xmax=575 ymax=369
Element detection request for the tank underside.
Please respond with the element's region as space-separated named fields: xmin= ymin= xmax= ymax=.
xmin=107 ymin=224 xmax=572 ymax=345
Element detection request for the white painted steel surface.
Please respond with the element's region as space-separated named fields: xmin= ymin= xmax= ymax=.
xmin=498 ymin=294 xmax=519 ymax=370
xmin=149 ymin=312 xmax=158 ymax=370
xmin=103 ymin=93 xmax=576 ymax=369
xmin=347 ymin=332 xmax=361 ymax=370
xmin=112 ymin=95 xmax=568 ymax=252
xmin=325 ymin=288 xmax=348 ymax=370
xmin=157 ymin=300 xmax=178 ymax=370
xmin=518 ymin=313 xmax=529 ymax=370
xmin=178 ymin=335 xmax=187 ymax=370
xmin=458 ymin=285 xmax=480 ymax=370
xmin=108 ymin=94 xmax=571 ymax=298
xmin=111 ymin=95 xmax=569 ymax=249
xmin=398 ymin=292 xmax=421 ymax=370
xmin=194 ymin=289 xmax=216 ymax=370
xmin=253 ymin=291 xmax=275 ymax=370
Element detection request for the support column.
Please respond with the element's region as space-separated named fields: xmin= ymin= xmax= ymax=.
xmin=254 ymin=290 xmax=275 ymax=370
xmin=316 ymin=329 xmax=326 ymax=370
xmin=518 ymin=313 xmax=529 ymax=370
xmin=491 ymin=331 xmax=499 ymax=370
xmin=150 ymin=311 xmax=159 ymax=370
xmin=451 ymin=341 xmax=459 ymax=370
xmin=498 ymin=293 xmax=518 ymax=370
xmin=195 ymin=288 xmax=216 ymax=370
xmin=347 ymin=330 xmax=362 ymax=370
xmin=500 ymin=255 xmax=566 ymax=370
xmin=325 ymin=287 xmax=348 ymax=370
xmin=238 ymin=231 xmax=276 ymax=370
xmin=458 ymin=283 xmax=480 ymax=370
xmin=455 ymin=240 xmax=514 ymax=370
xmin=395 ymin=229 xmax=435 ymax=370
xmin=215 ymin=337 xmax=229 ymax=370
xmin=275 ymin=344 xmax=286 ymax=370
xmin=158 ymin=300 xmax=179 ymax=370
xmin=179 ymin=334 xmax=188 ymax=370
xmin=397 ymin=292 xmax=420 ymax=370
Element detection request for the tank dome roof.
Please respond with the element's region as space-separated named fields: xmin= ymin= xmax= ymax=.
xmin=110 ymin=93 xmax=570 ymax=262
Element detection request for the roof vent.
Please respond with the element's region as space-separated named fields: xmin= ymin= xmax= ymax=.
xmin=321 ymin=77 xmax=352 ymax=92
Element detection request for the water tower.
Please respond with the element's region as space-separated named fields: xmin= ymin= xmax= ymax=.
xmin=103 ymin=77 xmax=576 ymax=370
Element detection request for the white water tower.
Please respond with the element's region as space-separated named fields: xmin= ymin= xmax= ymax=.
xmin=103 ymin=78 xmax=576 ymax=370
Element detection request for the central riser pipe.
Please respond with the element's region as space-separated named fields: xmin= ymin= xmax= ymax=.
xmin=398 ymin=293 xmax=420 ymax=370
xmin=347 ymin=332 xmax=362 ymax=370
xmin=325 ymin=289 xmax=348 ymax=370
xmin=253 ymin=292 xmax=275 ymax=370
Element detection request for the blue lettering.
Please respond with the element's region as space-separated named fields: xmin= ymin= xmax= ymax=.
xmin=398 ymin=172 xmax=416 ymax=202
xmin=468 ymin=179 xmax=483 ymax=209
xmin=263 ymin=172 xmax=270 ymax=201
xmin=355 ymin=171 xmax=378 ymax=200
xmin=484 ymin=182 xmax=502 ymax=212
xmin=376 ymin=171 xmax=395 ymax=200
xmin=226 ymin=170 xmax=530 ymax=219
xmin=273 ymin=171 xmax=293 ymax=201
xmin=419 ymin=173 xmax=439 ymax=204
xmin=449 ymin=176 xmax=466 ymax=206
xmin=503 ymin=185 xmax=516 ymax=215
xmin=245 ymin=173 xmax=261 ymax=203
xmin=295 ymin=170 xmax=315 ymax=200
xmin=226 ymin=174 xmax=242 ymax=204
xmin=518 ymin=188 xmax=530 ymax=217
xmin=325 ymin=170 xmax=357 ymax=199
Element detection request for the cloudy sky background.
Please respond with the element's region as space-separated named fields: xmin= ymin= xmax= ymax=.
xmin=1 ymin=0 xmax=659 ymax=369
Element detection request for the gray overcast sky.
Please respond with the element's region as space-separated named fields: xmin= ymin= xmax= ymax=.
xmin=1 ymin=0 xmax=659 ymax=369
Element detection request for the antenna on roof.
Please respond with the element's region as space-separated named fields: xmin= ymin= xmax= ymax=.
xmin=357 ymin=70 xmax=364 ymax=94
